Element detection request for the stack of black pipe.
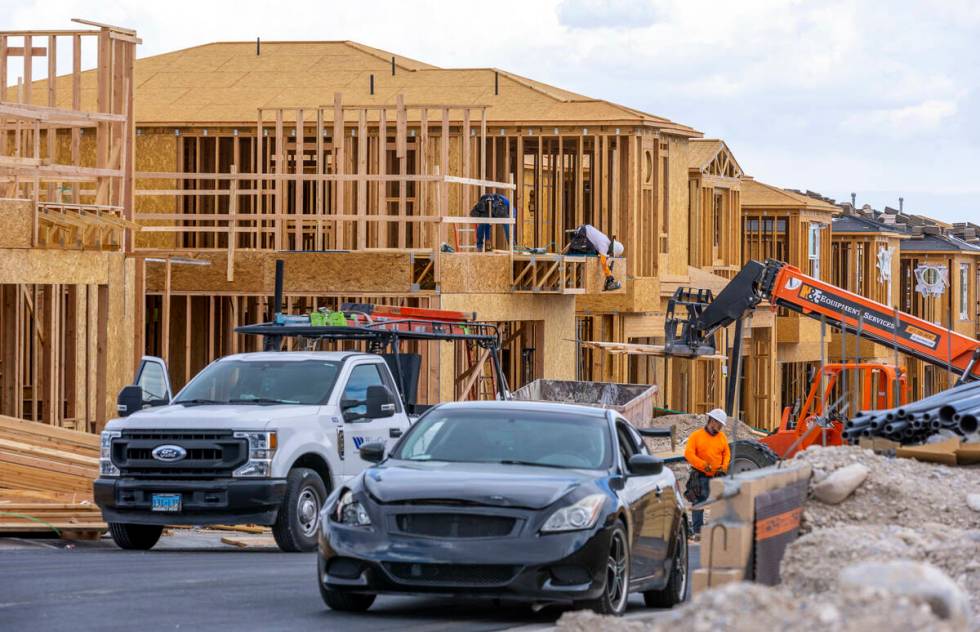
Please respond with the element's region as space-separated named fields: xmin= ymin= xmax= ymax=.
xmin=843 ymin=380 xmax=980 ymax=444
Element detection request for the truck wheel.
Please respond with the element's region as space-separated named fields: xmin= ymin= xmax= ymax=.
xmin=273 ymin=467 xmax=327 ymax=552
xmin=319 ymin=584 xmax=376 ymax=612
xmin=108 ymin=523 xmax=163 ymax=550
xmin=729 ymin=439 xmax=779 ymax=474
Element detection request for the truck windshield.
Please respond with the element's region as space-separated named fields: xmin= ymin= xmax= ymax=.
xmin=174 ymin=360 xmax=342 ymax=406
xmin=393 ymin=409 xmax=612 ymax=470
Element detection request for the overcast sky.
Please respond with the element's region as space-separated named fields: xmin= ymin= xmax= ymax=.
xmin=7 ymin=0 xmax=978 ymax=223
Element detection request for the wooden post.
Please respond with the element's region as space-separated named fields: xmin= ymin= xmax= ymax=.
xmin=333 ymin=93 xmax=345 ymax=249
xmin=295 ymin=108 xmax=304 ymax=250
xmin=357 ymin=108 xmax=367 ymax=249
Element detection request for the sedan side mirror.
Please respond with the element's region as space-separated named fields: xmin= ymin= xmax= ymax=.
xmin=359 ymin=441 xmax=386 ymax=463
xmin=628 ymin=454 xmax=664 ymax=477
xmin=366 ymin=385 xmax=396 ymax=419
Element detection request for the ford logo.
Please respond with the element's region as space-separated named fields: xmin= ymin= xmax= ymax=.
xmin=152 ymin=445 xmax=187 ymax=462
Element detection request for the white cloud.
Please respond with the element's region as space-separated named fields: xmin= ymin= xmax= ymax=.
xmin=841 ymin=100 xmax=959 ymax=137
xmin=3 ymin=0 xmax=977 ymax=223
xmin=557 ymin=0 xmax=661 ymax=29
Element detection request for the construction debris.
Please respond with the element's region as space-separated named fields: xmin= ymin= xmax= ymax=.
xmin=791 ymin=446 xmax=978 ymax=532
xmin=0 ymin=416 xmax=105 ymax=539
xmin=781 ymin=524 xmax=980 ymax=610
xmin=557 ymin=579 xmax=964 ymax=631
xmin=811 ymin=463 xmax=869 ymax=504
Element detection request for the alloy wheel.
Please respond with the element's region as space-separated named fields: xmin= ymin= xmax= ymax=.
xmin=606 ymin=531 xmax=629 ymax=612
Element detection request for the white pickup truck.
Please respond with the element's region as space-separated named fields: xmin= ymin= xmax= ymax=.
xmin=94 ymin=352 xmax=411 ymax=552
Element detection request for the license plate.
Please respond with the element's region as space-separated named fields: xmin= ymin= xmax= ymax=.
xmin=151 ymin=493 xmax=182 ymax=512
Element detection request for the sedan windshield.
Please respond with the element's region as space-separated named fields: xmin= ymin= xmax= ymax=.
xmin=393 ymin=409 xmax=611 ymax=469
xmin=174 ymin=360 xmax=341 ymax=406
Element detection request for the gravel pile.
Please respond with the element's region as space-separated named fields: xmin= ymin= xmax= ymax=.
xmin=790 ymin=445 xmax=979 ymax=531
xmin=782 ymin=524 xmax=980 ymax=607
xmin=557 ymin=582 xmax=960 ymax=632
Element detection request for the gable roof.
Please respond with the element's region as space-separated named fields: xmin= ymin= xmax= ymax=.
xmin=688 ymin=139 xmax=743 ymax=178
xmin=832 ymin=214 xmax=908 ymax=237
xmin=901 ymin=233 xmax=980 ymax=254
xmin=740 ymin=178 xmax=838 ymax=213
xmin=17 ymin=40 xmax=700 ymax=134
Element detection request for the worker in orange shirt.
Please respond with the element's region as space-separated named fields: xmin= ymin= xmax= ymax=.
xmin=684 ymin=408 xmax=731 ymax=539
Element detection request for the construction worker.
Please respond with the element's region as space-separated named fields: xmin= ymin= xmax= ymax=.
xmin=470 ymin=193 xmax=513 ymax=251
xmin=684 ymin=408 xmax=731 ymax=539
xmin=563 ymin=224 xmax=624 ymax=291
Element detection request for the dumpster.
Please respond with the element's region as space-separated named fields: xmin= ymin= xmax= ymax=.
xmin=512 ymin=379 xmax=658 ymax=425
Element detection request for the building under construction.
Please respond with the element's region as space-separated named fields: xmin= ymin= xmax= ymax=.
xmin=1 ymin=21 xmax=978 ymax=434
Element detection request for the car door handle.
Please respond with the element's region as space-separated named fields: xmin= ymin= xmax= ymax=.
xmin=389 ymin=428 xmax=403 ymax=438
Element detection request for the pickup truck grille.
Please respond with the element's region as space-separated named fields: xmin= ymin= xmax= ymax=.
xmin=113 ymin=430 xmax=247 ymax=479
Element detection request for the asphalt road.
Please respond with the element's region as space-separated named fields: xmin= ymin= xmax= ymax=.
xmin=0 ymin=533 xmax=697 ymax=632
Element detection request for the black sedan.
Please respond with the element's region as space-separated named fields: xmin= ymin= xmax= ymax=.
xmin=317 ymin=401 xmax=688 ymax=616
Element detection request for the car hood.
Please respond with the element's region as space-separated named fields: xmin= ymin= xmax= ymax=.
xmin=362 ymin=460 xmax=598 ymax=510
xmin=104 ymin=404 xmax=321 ymax=431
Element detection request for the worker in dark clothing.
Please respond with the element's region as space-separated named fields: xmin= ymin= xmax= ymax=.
xmin=563 ymin=224 xmax=624 ymax=291
xmin=470 ymin=193 xmax=513 ymax=251
xmin=684 ymin=408 xmax=730 ymax=539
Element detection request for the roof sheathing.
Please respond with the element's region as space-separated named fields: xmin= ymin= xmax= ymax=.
xmin=741 ymin=178 xmax=838 ymax=213
xmin=19 ymin=40 xmax=700 ymax=135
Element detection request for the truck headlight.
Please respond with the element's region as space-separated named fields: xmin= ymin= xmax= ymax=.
xmin=541 ymin=494 xmax=605 ymax=533
xmin=333 ymin=490 xmax=372 ymax=527
xmin=233 ymin=431 xmax=277 ymax=478
xmin=100 ymin=431 xmax=121 ymax=477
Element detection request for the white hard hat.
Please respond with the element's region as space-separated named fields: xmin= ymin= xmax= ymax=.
xmin=706 ymin=408 xmax=728 ymax=426
xmin=610 ymin=239 xmax=624 ymax=258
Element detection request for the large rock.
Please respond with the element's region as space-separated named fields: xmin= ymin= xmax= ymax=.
xmin=838 ymin=560 xmax=971 ymax=627
xmin=812 ymin=463 xmax=869 ymax=504
xmin=967 ymin=493 xmax=980 ymax=513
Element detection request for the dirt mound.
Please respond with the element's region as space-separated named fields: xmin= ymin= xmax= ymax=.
xmin=557 ymin=582 xmax=959 ymax=632
xmin=782 ymin=524 xmax=980 ymax=606
xmin=790 ymin=445 xmax=979 ymax=532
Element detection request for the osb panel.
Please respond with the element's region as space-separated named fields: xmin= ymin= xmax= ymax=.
xmin=583 ymin=256 xmax=626 ymax=294
xmin=280 ymin=252 xmax=412 ymax=294
xmin=0 ymin=198 xmax=34 ymax=248
xmin=142 ymin=251 xmax=414 ymax=294
xmin=0 ymin=249 xmax=116 ymax=285
xmin=135 ymin=133 xmax=179 ymax=250
xmin=144 ymin=252 xmax=271 ymax=293
xmin=777 ymin=340 xmax=827 ymax=364
xmin=438 ymin=292 xmax=577 ymax=399
xmin=438 ymin=253 xmax=510 ymax=293
xmin=623 ymin=313 xmax=666 ymax=340
xmin=667 ymin=137 xmax=690 ymax=277
xmin=102 ymin=256 xmax=135 ymax=430
xmin=575 ymin=273 xmax=659 ymax=315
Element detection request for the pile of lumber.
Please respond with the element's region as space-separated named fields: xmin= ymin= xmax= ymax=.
xmin=0 ymin=415 xmax=106 ymax=539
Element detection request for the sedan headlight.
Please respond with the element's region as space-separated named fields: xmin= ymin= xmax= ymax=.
xmin=333 ymin=490 xmax=372 ymax=527
xmin=100 ymin=430 xmax=121 ymax=477
xmin=541 ymin=494 xmax=605 ymax=533
xmin=233 ymin=431 xmax=277 ymax=478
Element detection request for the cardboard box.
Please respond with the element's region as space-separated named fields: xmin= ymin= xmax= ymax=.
xmin=859 ymin=436 xmax=901 ymax=453
xmin=896 ymin=437 xmax=960 ymax=466
xmin=691 ymin=568 xmax=744 ymax=595
xmin=700 ymin=521 xmax=753 ymax=570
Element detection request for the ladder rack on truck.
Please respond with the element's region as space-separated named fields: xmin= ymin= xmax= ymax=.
xmin=235 ymin=260 xmax=510 ymax=407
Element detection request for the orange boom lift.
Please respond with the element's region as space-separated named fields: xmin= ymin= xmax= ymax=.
xmin=665 ymin=259 xmax=980 ymax=462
